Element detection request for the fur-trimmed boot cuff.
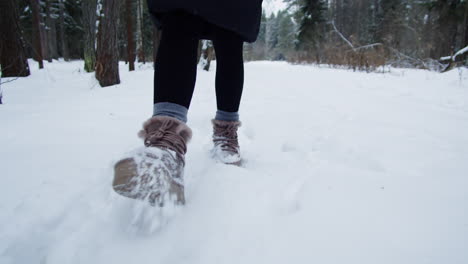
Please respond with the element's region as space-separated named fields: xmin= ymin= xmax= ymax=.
xmin=138 ymin=116 xmax=192 ymax=156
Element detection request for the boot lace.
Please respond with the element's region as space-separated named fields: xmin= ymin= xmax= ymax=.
xmin=144 ymin=119 xmax=187 ymax=156
xmin=213 ymin=122 xmax=239 ymax=154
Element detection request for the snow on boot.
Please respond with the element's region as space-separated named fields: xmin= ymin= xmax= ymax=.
xmin=113 ymin=116 xmax=192 ymax=206
xmin=211 ymin=119 xmax=242 ymax=166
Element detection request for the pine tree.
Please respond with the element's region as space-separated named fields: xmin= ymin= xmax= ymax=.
xmin=0 ymin=0 xmax=30 ymax=77
xmin=277 ymin=11 xmax=296 ymax=59
xmin=265 ymin=13 xmax=280 ymax=58
xmin=296 ymin=0 xmax=328 ymax=52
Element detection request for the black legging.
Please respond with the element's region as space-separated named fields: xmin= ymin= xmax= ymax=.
xmin=154 ymin=11 xmax=244 ymax=113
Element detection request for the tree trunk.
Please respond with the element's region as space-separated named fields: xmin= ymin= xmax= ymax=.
xmin=59 ymin=0 xmax=70 ymax=61
xmin=39 ymin=0 xmax=52 ymax=62
xmin=96 ymin=0 xmax=121 ymax=87
xmin=30 ymin=0 xmax=44 ymax=69
xmin=199 ymin=40 xmax=214 ymax=71
xmin=0 ymin=0 xmax=30 ymax=77
xmin=126 ymin=0 xmax=136 ymax=71
xmin=136 ymin=0 xmax=145 ymax=63
xmin=49 ymin=18 xmax=59 ymax=60
xmin=462 ymin=0 xmax=468 ymax=48
xmin=82 ymin=0 xmax=97 ymax=72
xmin=45 ymin=0 xmax=59 ymax=60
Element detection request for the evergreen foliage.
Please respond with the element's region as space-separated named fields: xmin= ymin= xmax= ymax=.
xmin=4 ymin=0 xmax=468 ymax=73
xmin=296 ymin=0 xmax=327 ymax=50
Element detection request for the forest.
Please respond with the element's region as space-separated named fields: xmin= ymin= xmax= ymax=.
xmin=1 ymin=0 xmax=468 ymax=88
xmin=1 ymin=1 xmax=468 ymax=261
xmin=249 ymin=0 xmax=468 ymax=71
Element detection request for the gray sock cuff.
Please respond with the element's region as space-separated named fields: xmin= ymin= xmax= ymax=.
xmin=153 ymin=102 xmax=188 ymax=123
xmin=215 ymin=110 xmax=239 ymax=122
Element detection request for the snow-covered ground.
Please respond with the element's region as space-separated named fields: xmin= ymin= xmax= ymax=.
xmin=1 ymin=60 xmax=468 ymax=264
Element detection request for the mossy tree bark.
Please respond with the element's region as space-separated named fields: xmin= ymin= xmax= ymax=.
xmin=82 ymin=0 xmax=97 ymax=72
xmin=96 ymin=0 xmax=121 ymax=87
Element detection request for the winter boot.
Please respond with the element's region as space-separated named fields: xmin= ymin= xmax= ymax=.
xmin=211 ymin=119 xmax=242 ymax=166
xmin=113 ymin=116 xmax=192 ymax=206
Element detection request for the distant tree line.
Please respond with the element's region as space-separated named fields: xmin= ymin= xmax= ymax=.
xmin=246 ymin=0 xmax=468 ymax=71
xmin=1 ymin=0 xmax=468 ymax=88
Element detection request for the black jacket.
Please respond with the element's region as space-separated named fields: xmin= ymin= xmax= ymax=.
xmin=146 ymin=0 xmax=263 ymax=43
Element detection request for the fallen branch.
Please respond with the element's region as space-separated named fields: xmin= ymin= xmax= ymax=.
xmin=439 ymin=45 xmax=468 ymax=72
xmin=345 ymin=43 xmax=383 ymax=54
xmin=388 ymin=47 xmax=431 ymax=70
xmin=330 ymin=21 xmax=382 ymax=54
xmin=353 ymin=43 xmax=383 ymax=51
xmin=440 ymin=45 xmax=468 ymax=62
xmin=329 ymin=20 xmax=355 ymax=51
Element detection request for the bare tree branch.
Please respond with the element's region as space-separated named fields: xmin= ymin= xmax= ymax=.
xmin=329 ymin=20 xmax=355 ymax=51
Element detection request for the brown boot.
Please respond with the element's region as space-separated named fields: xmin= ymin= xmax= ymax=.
xmin=113 ymin=116 xmax=192 ymax=206
xmin=211 ymin=119 xmax=242 ymax=166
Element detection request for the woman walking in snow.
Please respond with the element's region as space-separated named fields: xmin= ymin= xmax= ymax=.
xmin=112 ymin=1 xmax=264 ymax=206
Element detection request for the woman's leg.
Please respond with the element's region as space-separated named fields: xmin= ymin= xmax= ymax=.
xmin=153 ymin=11 xmax=202 ymax=122
xmin=212 ymin=28 xmax=245 ymax=121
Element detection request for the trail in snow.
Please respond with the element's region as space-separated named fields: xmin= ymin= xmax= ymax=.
xmin=1 ymin=60 xmax=468 ymax=264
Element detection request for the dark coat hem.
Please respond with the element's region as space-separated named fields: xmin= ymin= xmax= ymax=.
xmin=147 ymin=1 xmax=263 ymax=43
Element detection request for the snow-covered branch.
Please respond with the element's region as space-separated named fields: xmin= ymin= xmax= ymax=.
xmin=330 ymin=20 xmax=355 ymax=51
xmin=440 ymin=45 xmax=468 ymax=62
